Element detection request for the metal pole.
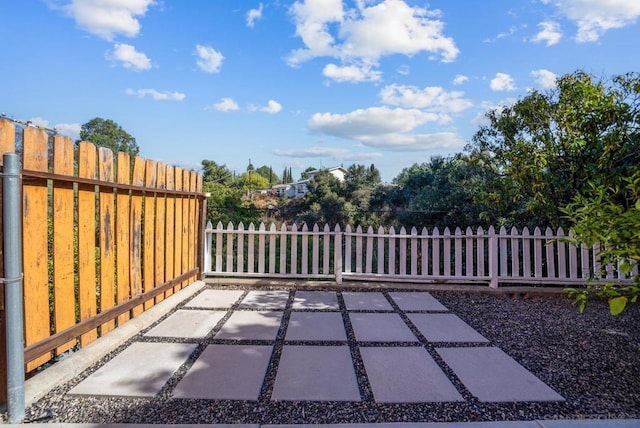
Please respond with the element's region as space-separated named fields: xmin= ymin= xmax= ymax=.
xmin=3 ymin=153 xmax=25 ymax=423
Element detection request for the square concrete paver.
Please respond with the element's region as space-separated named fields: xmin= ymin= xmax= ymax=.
xmin=69 ymin=342 xmax=197 ymax=397
xmin=184 ymin=289 xmax=244 ymax=308
xmin=271 ymin=346 xmax=361 ymax=401
xmin=292 ymin=290 xmax=339 ymax=310
xmin=437 ymin=347 xmax=564 ymax=402
xmin=388 ymin=292 xmax=449 ymax=312
xmin=215 ymin=311 xmax=283 ymax=341
xmin=285 ymin=312 xmax=347 ymax=341
xmin=349 ymin=313 xmax=419 ymax=342
xmin=144 ymin=310 xmax=226 ymax=339
xmin=360 ymin=347 xmax=464 ymax=403
xmin=408 ymin=313 xmax=489 ymax=343
xmin=172 ymin=345 xmax=272 ymax=400
xmin=238 ymin=290 xmax=290 ymax=310
xmin=342 ymin=292 xmax=393 ymax=311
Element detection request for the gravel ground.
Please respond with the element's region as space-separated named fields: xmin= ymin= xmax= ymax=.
xmin=2 ymin=285 xmax=639 ymax=424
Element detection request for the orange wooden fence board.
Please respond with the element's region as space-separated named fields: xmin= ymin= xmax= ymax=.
xmin=77 ymin=142 xmax=98 ymax=347
xmin=164 ymin=166 xmax=175 ymax=297
xmin=143 ymin=159 xmax=156 ymax=310
xmin=181 ymin=170 xmax=190 ymax=288
xmin=116 ymin=152 xmax=131 ymax=326
xmin=154 ymin=163 xmax=166 ymax=303
xmin=98 ymin=147 xmax=116 ymax=334
xmin=52 ymin=136 xmax=76 ymax=354
xmin=173 ymin=167 xmax=183 ymax=292
xmin=130 ymin=157 xmax=145 ymax=317
xmin=22 ymin=127 xmax=52 ymax=370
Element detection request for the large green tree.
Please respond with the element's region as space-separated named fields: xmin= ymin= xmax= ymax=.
xmin=469 ymin=71 xmax=640 ymax=228
xmin=79 ymin=117 xmax=139 ymax=157
xmin=201 ymin=159 xmax=233 ymax=185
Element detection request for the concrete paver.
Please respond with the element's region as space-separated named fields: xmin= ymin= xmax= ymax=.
xmin=342 ymin=292 xmax=394 ymax=311
xmin=238 ymin=290 xmax=290 ymax=310
xmin=215 ymin=311 xmax=283 ymax=341
xmin=292 ymin=290 xmax=339 ymax=310
xmin=285 ymin=312 xmax=347 ymax=341
xmin=143 ymin=310 xmax=227 ymax=339
xmin=388 ymin=292 xmax=449 ymax=312
xmin=271 ymin=346 xmax=361 ymax=401
xmin=68 ymin=342 xmax=197 ymax=397
xmin=349 ymin=313 xmax=419 ymax=342
xmin=360 ymin=347 xmax=464 ymax=403
xmin=437 ymin=347 xmax=564 ymax=402
xmin=184 ymin=289 xmax=245 ymax=308
xmin=172 ymin=345 xmax=273 ymax=400
xmin=408 ymin=313 xmax=489 ymax=343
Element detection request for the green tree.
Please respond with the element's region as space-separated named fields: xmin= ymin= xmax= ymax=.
xmin=469 ymin=71 xmax=640 ymax=228
xmin=255 ymin=165 xmax=279 ymax=185
xmin=234 ymin=171 xmax=270 ymax=190
xmin=79 ymin=117 xmax=139 ymax=157
xmin=201 ymin=160 xmax=232 ymax=185
xmin=204 ymin=182 xmax=260 ymax=226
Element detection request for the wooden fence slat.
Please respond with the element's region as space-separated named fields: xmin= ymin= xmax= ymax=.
xmin=164 ymin=165 xmax=175 ymax=296
xmin=143 ymin=159 xmax=156 ymax=309
xmin=172 ymin=167 xmax=183 ymax=292
xmin=52 ymin=136 xmax=76 ymax=354
xmin=365 ymin=226 xmax=374 ymax=273
xmin=77 ymin=141 xmax=98 ymax=346
xmin=477 ymin=226 xmax=485 ymax=277
xmin=279 ymin=223 xmax=287 ymax=274
xmin=269 ymin=223 xmax=276 ymax=274
xmin=301 ymin=224 xmax=309 ymax=275
xmin=237 ymin=223 xmax=245 ymax=273
xmin=545 ymin=227 xmax=556 ymax=278
xmin=154 ymin=162 xmax=166 ymax=303
xmin=323 ymin=223 xmax=330 ymax=274
xmin=188 ymin=171 xmax=197 ymax=277
xmin=421 ymin=227 xmax=428 ymax=276
xmin=432 ymin=227 xmax=440 ymax=276
xmin=215 ymin=221 xmax=223 ymax=272
xmin=522 ymin=227 xmax=531 ymax=278
xmin=344 ymin=225 xmax=352 ymax=274
xmin=116 ymin=152 xmax=131 ymax=323
xmin=499 ymin=226 xmax=508 ymax=276
xmin=312 ymin=223 xmax=320 ymax=275
xmin=355 ymin=226 xmax=363 ymax=274
xmin=534 ymin=227 xmax=543 ymax=278
xmin=465 ymin=227 xmax=473 ymax=277
xmin=388 ymin=226 xmax=396 ymax=275
xmin=443 ymin=227 xmax=451 ymax=276
xmin=258 ymin=223 xmax=266 ymax=274
xmin=181 ymin=170 xmax=190 ymax=287
xmin=226 ymin=222 xmax=235 ymax=272
xmin=22 ymin=127 xmax=52 ymax=370
xmin=130 ymin=157 xmax=145 ymax=316
xmin=454 ymin=227 xmax=462 ymax=277
xmin=377 ymin=226 xmax=385 ymax=275
xmin=247 ymin=223 xmax=255 ymax=273
xmin=411 ymin=227 xmax=418 ymax=276
xmin=510 ymin=226 xmax=519 ymax=277
xmin=98 ymin=147 xmax=116 ymax=334
xmin=399 ymin=226 xmax=407 ymax=276
xmin=290 ymin=223 xmax=298 ymax=274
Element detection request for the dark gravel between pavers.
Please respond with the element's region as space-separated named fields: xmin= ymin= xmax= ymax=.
xmin=3 ymin=285 xmax=640 ymax=424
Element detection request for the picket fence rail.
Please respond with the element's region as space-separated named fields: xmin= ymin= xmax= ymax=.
xmin=203 ymin=221 xmax=638 ymax=287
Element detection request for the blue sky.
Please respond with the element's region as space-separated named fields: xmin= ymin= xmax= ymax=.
xmin=2 ymin=0 xmax=639 ymax=182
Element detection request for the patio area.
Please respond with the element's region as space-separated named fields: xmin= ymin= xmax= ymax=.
xmin=13 ymin=281 xmax=640 ymax=426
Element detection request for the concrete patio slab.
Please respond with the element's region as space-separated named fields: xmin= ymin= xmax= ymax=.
xmin=360 ymin=347 xmax=464 ymax=403
xmin=215 ymin=311 xmax=283 ymax=341
xmin=408 ymin=313 xmax=489 ymax=343
xmin=342 ymin=292 xmax=394 ymax=311
xmin=68 ymin=342 xmax=197 ymax=397
xmin=143 ymin=310 xmax=226 ymax=339
xmin=238 ymin=290 xmax=290 ymax=310
xmin=388 ymin=292 xmax=449 ymax=312
xmin=184 ymin=289 xmax=245 ymax=308
xmin=271 ymin=346 xmax=361 ymax=401
xmin=285 ymin=312 xmax=347 ymax=341
xmin=292 ymin=290 xmax=340 ymax=310
xmin=349 ymin=313 xmax=419 ymax=342
xmin=266 ymin=423 xmax=539 ymax=428
xmin=437 ymin=347 xmax=564 ymax=402
xmin=172 ymin=345 xmax=273 ymax=400
xmin=538 ymin=420 xmax=640 ymax=427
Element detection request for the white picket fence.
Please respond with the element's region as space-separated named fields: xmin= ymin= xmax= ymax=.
xmin=202 ymin=221 xmax=638 ymax=287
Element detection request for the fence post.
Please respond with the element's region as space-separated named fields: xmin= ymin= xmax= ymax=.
xmin=203 ymin=221 xmax=212 ymax=275
xmin=3 ymin=153 xmax=25 ymax=423
xmin=334 ymin=224 xmax=343 ymax=284
xmin=488 ymin=226 xmax=498 ymax=288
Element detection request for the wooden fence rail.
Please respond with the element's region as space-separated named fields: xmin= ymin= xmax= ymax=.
xmin=0 ymin=119 xmax=205 ymax=403
xmin=203 ymin=221 xmax=638 ymax=286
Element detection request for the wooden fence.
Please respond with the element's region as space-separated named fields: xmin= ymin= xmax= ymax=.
xmin=203 ymin=221 xmax=638 ymax=286
xmin=0 ymin=119 xmax=205 ymax=403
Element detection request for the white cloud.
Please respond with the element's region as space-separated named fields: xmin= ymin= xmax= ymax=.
xmin=196 ymin=44 xmax=224 ymax=74
xmin=323 ymin=63 xmax=382 ymax=82
xmin=490 ymin=72 xmax=516 ymax=91
xmin=125 ymin=88 xmax=186 ymax=101
xmin=211 ymin=97 xmax=239 ymax=112
xmin=397 ymin=65 xmax=410 ymax=75
xmin=531 ymin=69 xmax=558 ymax=89
xmin=550 ymin=0 xmax=640 ymax=42
xmin=251 ymin=100 xmax=283 ymax=114
xmin=54 ymin=122 xmax=82 ymax=141
xmin=59 ymin=0 xmax=154 ymax=41
xmin=531 ymin=21 xmax=562 ymax=46
xmin=106 ymin=43 xmax=152 ymax=71
xmin=273 ymin=147 xmax=383 ymax=162
xmin=27 ymin=117 xmax=50 ymax=128
xmin=380 ymin=84 xmax=473 ymax=113
xmin=307 ymin=106 xmax=463 ymax=151
xmin=452 ymin=74 xmax=469 ymax=85
xmin=247 ymin=3 xmax=264 ymax=27
xmin=287 ymin=0 xmax=458 ymax=69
